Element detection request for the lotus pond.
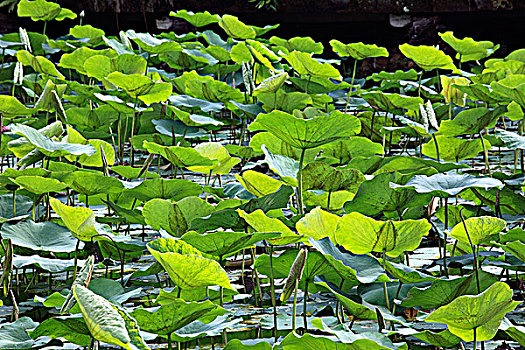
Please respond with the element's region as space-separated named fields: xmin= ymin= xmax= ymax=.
xmin=1 ymin=1 xmax=525 ymax=350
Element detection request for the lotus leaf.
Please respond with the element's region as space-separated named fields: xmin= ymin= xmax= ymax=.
xmin=147 ymin=238 xmax=234 ymax=290
xmin=335 ymin=212 xmax=431 ymax=257
xmin=425 ymin=282 xmax=520 ymax=342
xmin=73 ymin=285 xmax=149 ymax=350
xmin=329 ymin=40 xmax=388 ymax=59
xmin=399 ymin=44 xmax=456 ymax=71
xmin=249 ymin=110 xmax=360 ymax=150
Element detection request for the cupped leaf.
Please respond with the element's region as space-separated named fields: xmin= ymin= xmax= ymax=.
xmin=284 ymin=51 xmax=342 ymax=80
xmin=439 ymin=31 xmax=499 ymax=62
xmin=302 ymin=163 xmax=365 ymax=193
xmin=182 ymin=231 xmax=280 ymax=260
xmin=237 ymin=209 xmax=302 ymax=245
xmin=147 ymin=238 xmax=234 ymax=290
xmin=399 ymin=44 xmax=456 ymax=71
xmin=335 ymin=212 xmax=431 ymax=257
xmin=425 ymin=282 xmax=520 ymax=342
xmin=186 ymin=142 xmax=241 ymax=175
xmin=73 ymin=285 xmax=150 ymax=350
xmin=0 ymin=95 xmax=34 ymax=117
xmin=449 ymin=216 xmax=506 ymax=246
xmin=422 ymin=135 xmax=490 ymax=162
xmin=296 ymin=207 xmax=339 ymax=242
xmin=49 ymin=198 xmax=98 ymax=241
xmin=17 ymin=0 xmax=76 ymax=21
xmin=235 ymin=170 xmax=283 ymax=198
xmin=330 ymin=40 xmax=389 ymax=60
xmin=249 ymin=110 xmax=360 ymax=150
xmin=170 ymin=10 xmax=219 ymax=27
xmin=401 ymin=271 xmax=498 ymax=309
xmin=219 ymin=15 xmax=256 ymax=39
xmin=11 ymin=175 xmax=67 ymax=194
xmin=131 ymin=299 xmax=227 ymax=335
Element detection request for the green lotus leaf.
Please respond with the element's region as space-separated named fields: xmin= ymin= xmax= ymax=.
xmin=425 ymin=282 xmax=520 ymax=342
xmin=69 ymin=25 xmax=105 ymax=45
xmin=390 ymin=173 xmax=503 ymax=198
xmin=490 ymin=74 xmax=525 ymax=108
xmin=0 ymin=316 xmax=53 ymax=349
xmin=422 ymin=135 xmax=490 ymax=162
xmin=399 ymin=44 xmax=456 ymax=71
xmin=168 ymin=94 xmax=223 ymax=113
xmin=170 ymin=10 xmax=219 ymax=27
xmin=170 ymin=315 xmax=241 ymax=342
xmin=235 ymin=170 xmax=283 ymax=198
xmin=249 ymin=110 xmax=360 ymax=150
xmin=0 ymin=194 xmax=33 ymax=223
xmin=303 ymin=190 xmax=354 ymax=212
xmin=498 ymin=240 xmax=525 ymax=263
xmin=64 ymin=171 xmax=124 ymax=197
xmin=335 ymin=212 xmax=431 ymax=257
xmin=361 ymin=91 xmax=423 ymax=114
xmin=438 ymin=106 xmax=505 ymax=136
xmin=271 ymin=36 xmax=323 ymax=54
xmin=11 ymin=175 xmax=67 ymax=194
xmin=257 ymin=90 xmax=312 ymax=113
xmin=230 ymin=42 xmax=253 ymax=64
xmin=73 ymin=285 xmax=149 ymax=350
xmin=449 ymin=216 xmax=506 ymax=246
xmin=284 ymin=51 xmax=341 ymax=80
xmin=49 ymin=197 xmax=98 ymax=241
xmin=131 ymin=299 xmax=227 ymax=335
xmin=17 ymin=49 xmax=65 ymax=78
xmin=499 ymin=318 xmax=525 ymax=347
xmin=330 ymin=40 xmax=389 ymax=60
xmin=143 ymin=197 xmax=213 ymax=236
xmin=439 ymin=31 xmax=499 ymax=62
xmin=59 ymin=47 xmax=117 ymax=74
xmin=10 ymin=124 xmax=96 ymax=158
xmin=0 ymin=95 xmax=34 ymax=117
xmin=401 ymin=271 xmax=498 ymax=309
xmin=186 ymin=142 xmax=241 ymax=175
xmin=29 ymin=315 xmax=91 ymax=346
xmin=381 ymin=259 xmax=436 ymax=284
xmin=254 ymin=72 xmax=289 ymax=95
xmin=172 ymin=70 xmax=244 ymax=103
xmin=280 ymin=329 xmax=403 ymax=350
xmin=320 ymin=137 xmax=383 ymax=163
xmin=147 ymin=237 xmax=234 ymax=290
xmin=182 ymin=230 xmax=280 ymax=260
xmin=126 ymin=178 xmax=202 ymax=202
xmin=219 ymin=15 xmax=256 ymax=39
xmin=395 ymin=328 xmax=460 ymax=348
xmin=224 ymin=339 xmax=272 ymax=350
xmin=111 ymin=165 xmax=159 ymax=180
xmin=344 ymin=172 xmax=431 ymax=217
xmin=237 ymin=209 xmax=302 ymax=245
xmin=144 ymin=141 xmax=216 ymax=169
xmin=302 ymin=163 xmax=365 ymax=193
xmin=84 ymin=54 xmax=147 ymax=81
xmin=1 ymin=220 xmax=77 ymax=253
xmin=495 ymin=127 xmax=525 ymax=150
xmin=107 ymin=72 xmax=173 ymax=104
xmin=17 ymin=0 xmax=76 ymax=21
xmin=251 ymin=131 xmax=319 ymax=162
xmin=125 ymin=30 xmax=181 ymax=54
